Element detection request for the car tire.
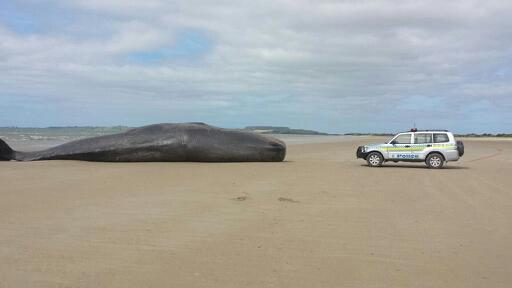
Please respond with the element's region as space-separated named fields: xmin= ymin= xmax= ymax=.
xmin=456 ymin=140 xmax=464 ymax=156
xmin=426 ymin=153 xmax=444 ymax=169
xmin=366 ymin=152 xmax=383 ymax=167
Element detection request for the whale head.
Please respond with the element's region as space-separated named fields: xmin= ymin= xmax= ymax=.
xmin=183 ymin=124 xmax=286 ymax=162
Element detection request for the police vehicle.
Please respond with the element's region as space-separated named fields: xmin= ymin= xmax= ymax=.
xmin=356 ymin=129 xmax=464 ymax=169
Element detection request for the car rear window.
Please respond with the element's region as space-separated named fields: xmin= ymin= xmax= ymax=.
xmin=415 ymin=133 xmax=432 ymax=144
xmin=433 ymin=133 xmax=449 ymax=143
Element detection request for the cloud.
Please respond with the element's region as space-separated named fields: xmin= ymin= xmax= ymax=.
xmin=1 ymin=0 xmax=512 ymax=132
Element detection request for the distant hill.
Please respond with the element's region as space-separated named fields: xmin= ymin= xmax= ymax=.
xmin=1 ymin=126 xmax=509 ymax=138
xmin=244 ymin=126 xmax=333 ymax=135
xmin=0 ymin=125 xmax=334 ymax=137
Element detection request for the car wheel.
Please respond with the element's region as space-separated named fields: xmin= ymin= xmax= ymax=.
xmin=366 ymin=152 xmax=383 ymax=167
xmin=426 ymin=153 xmax=444 ymax=169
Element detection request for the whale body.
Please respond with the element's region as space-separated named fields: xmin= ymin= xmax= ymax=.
xmin=0 ymin=123 xmax=286 ymax=162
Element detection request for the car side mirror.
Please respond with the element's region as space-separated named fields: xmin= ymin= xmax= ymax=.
xmin=390 ymin=140 xmax=397 ymax=145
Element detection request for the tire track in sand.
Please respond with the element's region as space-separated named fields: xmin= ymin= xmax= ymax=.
xmin=466 ymin=148 xmax=502 ymax=163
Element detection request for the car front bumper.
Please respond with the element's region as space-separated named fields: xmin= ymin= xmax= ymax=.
xmin=356 ymin=146 xmax=368 ymax=159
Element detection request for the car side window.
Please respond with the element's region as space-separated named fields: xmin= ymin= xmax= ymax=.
xmin=394 ymin=133 xmax=412 ymax=144
xmin=433 ymin=133 xmax=449 ymax=143
xmin=414 ymin=133 xmax=432 ymax=144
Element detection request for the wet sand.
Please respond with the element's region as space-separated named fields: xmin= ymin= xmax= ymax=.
xmin=1 ymin=137 xmax=511 ymax=287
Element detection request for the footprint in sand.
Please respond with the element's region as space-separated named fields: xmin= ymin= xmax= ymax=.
xmin=278 ymin=197 xmax=300 ymax=203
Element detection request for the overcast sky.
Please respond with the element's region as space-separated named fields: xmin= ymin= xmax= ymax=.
xmin=1 ymin=0 xmax=511 ymax=133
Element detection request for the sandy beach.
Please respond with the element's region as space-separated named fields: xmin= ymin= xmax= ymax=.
xmin=1 ymin=136 xmax=511 ymax=287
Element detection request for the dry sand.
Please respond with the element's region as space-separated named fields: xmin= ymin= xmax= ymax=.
xmin=1 ymin=136 xmax=511 ymax=287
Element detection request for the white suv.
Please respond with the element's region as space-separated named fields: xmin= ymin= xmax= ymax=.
xmin=356 ymin=129 xmax=464 ymax=169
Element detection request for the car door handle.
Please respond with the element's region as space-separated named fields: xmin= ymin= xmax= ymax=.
xmin=405 ymin=145 xmax=411 ymax=148
xmin=426 ymin=144 xmax=432 ymax=147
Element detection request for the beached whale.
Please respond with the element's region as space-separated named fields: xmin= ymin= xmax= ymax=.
xmin=0 ymin=123 xmax=286 ymax=162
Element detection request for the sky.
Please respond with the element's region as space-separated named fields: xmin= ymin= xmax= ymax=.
xmin=1 ymin=0 xmax=511 ymax=133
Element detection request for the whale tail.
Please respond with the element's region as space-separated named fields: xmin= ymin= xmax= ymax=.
xmin=0 ymin=138 xmax=14 ymax=161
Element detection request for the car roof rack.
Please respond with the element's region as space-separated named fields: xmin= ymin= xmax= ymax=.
xmin=406 ymin=129 xmax=449 ymax=133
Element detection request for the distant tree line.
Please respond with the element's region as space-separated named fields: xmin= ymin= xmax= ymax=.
xmin=0 ymin=126 xmax=335 ymax=136
xmin=344 ymin=132 xmax=512 ymax=137
xmin=455 ymin=133 xmax=512 ymax=138
xmin=244 ymin=126 xmax=333 ymax=135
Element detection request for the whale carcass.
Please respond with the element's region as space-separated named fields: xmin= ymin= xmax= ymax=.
xmin=0 ymin=123 xmax=286 ymax=162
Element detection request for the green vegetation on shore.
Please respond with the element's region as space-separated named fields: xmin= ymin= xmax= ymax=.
xmin=2 ymin=127 xmax=509 ymax=138
xmin=455 ymin=133 xmax=512 ymax=138
xmin=244 ymin=126 xmax=333 ymax=135
xmin=344 ymin=132 xmax=512 ymax=138
xmin=0 ymin=125 xmax=334 ymax=136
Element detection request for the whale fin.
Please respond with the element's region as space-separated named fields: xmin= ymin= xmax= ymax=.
xmin=0 ymin=138 xmax=14 ymax=161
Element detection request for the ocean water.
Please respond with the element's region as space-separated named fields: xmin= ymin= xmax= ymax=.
xmin=0 ymin=128 xmax=350 ymax=152
xmin=0 ymin=127 xmax=127 ymax=151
